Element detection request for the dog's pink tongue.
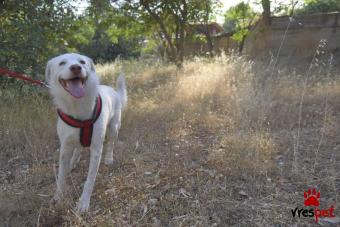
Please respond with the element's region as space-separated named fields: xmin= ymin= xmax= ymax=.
xmin=67 ymin=79 xmax=85 ymax=98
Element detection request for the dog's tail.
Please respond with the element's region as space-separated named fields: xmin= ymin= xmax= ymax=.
xmin=116 ymin=73 xmax=127 ymax=108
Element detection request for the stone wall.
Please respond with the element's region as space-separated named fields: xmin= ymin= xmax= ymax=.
xmin=244 ymin=12 xmax=340 ymax=65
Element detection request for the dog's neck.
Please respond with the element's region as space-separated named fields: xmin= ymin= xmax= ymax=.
xmin=52 ymin=81 xmax=99 ymax=120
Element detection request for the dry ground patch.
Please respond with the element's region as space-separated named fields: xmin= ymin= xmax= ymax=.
xmin=1 ymin=55 xmax=340 ymax=226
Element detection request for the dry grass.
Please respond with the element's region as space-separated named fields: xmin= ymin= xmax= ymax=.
xmin=1 ymin=54 xmax=340 ymax=226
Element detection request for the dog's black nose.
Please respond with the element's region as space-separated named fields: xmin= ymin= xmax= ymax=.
xmin=70 ymin=64 xmax=81 ymax=75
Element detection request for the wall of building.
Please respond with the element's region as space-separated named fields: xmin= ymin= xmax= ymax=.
xmin=244 ymin=12 xmax=340 ymax=65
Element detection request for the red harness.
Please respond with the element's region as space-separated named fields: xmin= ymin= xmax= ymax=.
xmin=57 ymin=96 xmax=102 ymax=147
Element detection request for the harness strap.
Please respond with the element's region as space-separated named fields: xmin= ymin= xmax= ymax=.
xmin=57 ymin=95 xmax=102 ymax=147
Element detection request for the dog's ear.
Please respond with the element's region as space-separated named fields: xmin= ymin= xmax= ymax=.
xmin=86 ymin=57 xmax=95 ymax=72
xmin=45 ymin=60 xmax=52 ymax=83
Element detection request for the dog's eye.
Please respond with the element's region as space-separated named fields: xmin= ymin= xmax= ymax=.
xmin=79 ymin=60 xmax=86 ymax=65
xmin=59 ymin=61 xmax=66 ymax=66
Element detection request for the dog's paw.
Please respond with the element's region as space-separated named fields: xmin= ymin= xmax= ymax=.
xmin=76 ymin=197 xmax=90 ymax=213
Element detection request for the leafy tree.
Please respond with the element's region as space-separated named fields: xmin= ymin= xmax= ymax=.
xmin=273 ymin=0 xmax=301 ymax=16
xmin=71 ymin=0 xmax=148 ymax=61
xmin=224 ymin=2 xmax=257 ymax=53
xmin=0 ymin=0 xmax=76 ymax=78
xmin=137 ymin=0 xmax=190 ymax=65
xmin=190 ymin=0 xmax=222 ymax=57
xmin=124 ymin=0 xmax=222 ymax=66
xmin=296 ymin=0 xmax=340 ymax=15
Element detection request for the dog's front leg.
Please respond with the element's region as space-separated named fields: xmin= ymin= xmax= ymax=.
xmin=76 ymin=140 xmax=103 ymax=213
xmin=54 ymin=143 xmax=73 ymax=202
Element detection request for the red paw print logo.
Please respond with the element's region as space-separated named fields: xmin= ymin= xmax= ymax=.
xmin=304 ymin=188 xmax=320 ymax=206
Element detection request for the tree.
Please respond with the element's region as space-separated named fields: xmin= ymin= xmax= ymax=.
xmin=68 ymin=0 xmax=148 ymax=61
xmin=274 ymin=0 xmax=301 ymax=16
xmin=191 ymin=0 xmax=222 ymax=57
xmin=0 ymin=0 xmax=76 ymax=78
xmin=137 ymin=0 xmax=189 ymax=65
xmin=224 ymin=2 xmax=257 ymax=54
xmin=124 ymin=0 xmax=221 ymax=66
xmin=296 ymin=0 xmax=340 ymax=15
xmin=261 ymin=0 xmax=271 ymax=25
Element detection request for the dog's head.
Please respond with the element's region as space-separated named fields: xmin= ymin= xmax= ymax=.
xmin=45 ymin=53 xmax=98 ymax=99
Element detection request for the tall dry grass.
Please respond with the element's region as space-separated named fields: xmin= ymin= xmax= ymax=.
xmin=1 ymin=54 xmax=340 ymax=226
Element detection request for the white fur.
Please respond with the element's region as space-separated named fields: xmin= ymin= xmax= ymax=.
xmin=45 ymin=53 xmax=127 ymax=213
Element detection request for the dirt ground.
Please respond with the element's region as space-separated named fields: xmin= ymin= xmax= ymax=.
xmin=1 ymin=55 xmax=340 ymax=226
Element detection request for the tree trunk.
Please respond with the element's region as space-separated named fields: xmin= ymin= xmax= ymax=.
xmin=203 ymin=1 xmax=213 ymax=57
xmin=204 ymin=25 xmax=214 ymax=57
xmin=238 ymin=35 xmax=246 ymax=54
xmin=177 ymin=22 xmax=185 ymax=66
xmin=261 ymin=0 xmax=271 ymax=25
xmin=175 ymin=0 xmax=188 ymax=67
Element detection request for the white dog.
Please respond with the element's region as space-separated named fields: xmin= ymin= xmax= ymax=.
xmin=45 ymin=53 xmax=127 ymax=212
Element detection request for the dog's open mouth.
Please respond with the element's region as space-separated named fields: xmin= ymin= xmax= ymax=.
xmin=59 ymin=77 xmax=87 ymax=99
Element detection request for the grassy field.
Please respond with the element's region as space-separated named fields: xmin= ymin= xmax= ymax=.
xmin=1 ymin=54 xmax=340 ymax=226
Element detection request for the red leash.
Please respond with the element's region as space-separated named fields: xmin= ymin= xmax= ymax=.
xmin=0 ymin=67 xmax=49 ymax=88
